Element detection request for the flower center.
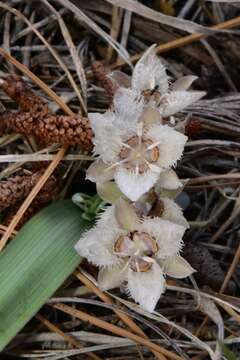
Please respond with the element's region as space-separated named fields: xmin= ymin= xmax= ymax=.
xmin=118 ymin=135 xmax=159 ymax=174
xmin=141 ymin=86 xmax=162 ymax=103
xmin=114 ymin=231 xmax=158 ymax=272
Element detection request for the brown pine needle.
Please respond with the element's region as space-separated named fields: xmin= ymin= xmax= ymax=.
xmin=110 ymin=15 xmax=240 ymax=69
xmin=0 ymin=48 xmax=74 ymax=116
xmin=51 ymin=302 xmax=183 ymax=360
xmin=0 ymin=49 xmax=72 ymax=249
xmin=0 ymin=146 xmax=66 ymax=251
xmin=74 ymin=270 xmax=165 ymax=360
xmin=36 ymin=313 xmax=102 ymax=360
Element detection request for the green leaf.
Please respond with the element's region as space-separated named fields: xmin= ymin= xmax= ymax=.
xmin=220 ymin=342 xmax=237 ymax=360
xmin=0 ymin=200 xmax=92 ymax=350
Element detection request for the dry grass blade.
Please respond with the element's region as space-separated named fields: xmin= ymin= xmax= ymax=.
xmin=52 ymin=302 xmax=183 ymax=360
xmin=36 ymin=314 xmax=101 ymax=360
xmin=54 ymin=0 xmax=132 ymax=66
xmin=0 ymin=48 xmax=73 ymax=115
xmin=106 ymin=0 xmax=222 ymax=34
xmin=0 ymin=146 xmax=66 ymax=251
xmin=0 ymin=43 xmax=73 ymax=249
xmin=110 ymin=15 xmax=240 ymax=69
xmin=40 ymin=0 xmax=87 ymax=113
xmin=219 ymin=240 xmax=240 ymax=293
xmin=0 ymin=2 xmax=83 ymax=113
xmin=74 ymin=270 xmax=165 ymax=360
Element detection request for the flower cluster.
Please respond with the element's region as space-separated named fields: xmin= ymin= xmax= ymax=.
xmin=75 ymin=45 xmax=205 ymax=312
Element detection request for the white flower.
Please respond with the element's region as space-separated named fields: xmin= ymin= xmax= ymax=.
xmin=75 ymin=199 xmax=194 ymax=312
xmin=110 ymin=44 xmax=206 ymax=119
xmin=87 ymin=97 xmax=187 ymax=201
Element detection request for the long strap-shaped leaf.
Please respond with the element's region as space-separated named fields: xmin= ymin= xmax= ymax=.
xmin=0 ymin=200 xmax=91 ymax=350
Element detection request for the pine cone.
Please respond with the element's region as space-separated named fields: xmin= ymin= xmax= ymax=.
xmin=0 ymin=111 xmax=35 ymax=136
xmin=0 ymin=111 xmax=93 ymax=149
xmin=0 ymin=75 xmax=93 ymax=149
xmin=0 ymin=170 xmax=51 ymax=211
xmin=3 ymin=174 xmax=59 ymax=229
xmin=0 ymin=75 xmax=50 ymax=115
xmin=183 ymin=240 xmax=227 ymax=291
xmin=91 ymin=61 xmax=115 ymax=100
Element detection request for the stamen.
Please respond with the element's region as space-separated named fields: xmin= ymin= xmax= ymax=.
xmin=120 ymin=258 xmax=131 ymax=273
xmin=106 ymin=158 xmax=129 ymax=171
xmin=135 ymin=259 xmax=140 ymax=272
xmin=142 ymin=256 xmax=155 ymax=263
xmin=137 ymin=122 xmax=143 ymax=138
xmin=146 ymin=141 xmax=161 ymax=150
xmin=120 ymin=142 xmax=133 ymax=150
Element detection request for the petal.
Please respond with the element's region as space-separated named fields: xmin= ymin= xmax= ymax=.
xmin=147 ymin=124 xmax=188 ymax=168
xmin=155 ymin=169 xmax=183 ymax=190
xmin=98 ymin=263 xmax=128 ymax=290
xmin=86 ymin=160 xmax=115 ymax=183
xmin=160 ymin=197 xmax=189 ymax=228
xmin=75 ymin=206 xmax=123 ymax=267
xmin=171 ymin=76 xmax=198 ymax=91
xmin=115 ymin=166 xmax=160 ymax=201
xmin=97 ymin=181 xmax=124 ymax=204
xmin=140 ymin=217 xmax=186 ymax=258
xmin=74 ymin=226 xmax=119 ymax=267
xmin=132 ymin=44 xmax=169 ymax=94
xmin=108 ymin=70 xmax=131 ymax=88
xmin=127 ymin=262 xmax=165 ymax=312
xmin=160 ymin=91 xmax=206 ymax=117
xmin=161 ymin=255 xmax=195 ymax=279
xmin=113 ymin=88 xmax=144 ymax=128
xmin=114 ymin=198 xmax=139 ymax=231
xmin=139 ymin=106 xmax=162 ymax=127
xmin=89 ymin=112 xmax=122 ymax=163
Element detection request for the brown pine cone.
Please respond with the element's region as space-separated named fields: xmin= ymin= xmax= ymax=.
xmin=3 ymin=174 xmax=59 ymax=229
xmin=36 ymin=114 xmax=93 ymax=149
xmin=183 ymin=240 xmax=227 ymax=291
xmin=0 ymin=111 xmax=93 ymax=150
xmin=0 ymin=75 xmax=50 ymax=116
xmin=0 ymin=170 xmax=47 ymax=211
xmin=0 ymin=75 xmax=93 ymax=150
xmin=91 ymin=61 xmax=115 ymax=100
xmin=0 ymin=111 xmax=35 ymax=136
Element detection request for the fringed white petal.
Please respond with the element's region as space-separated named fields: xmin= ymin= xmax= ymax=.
xmin=161 ymin=255 xmax=195 ymax=279
xmin=98 ymin=263 xmax=128 ymax=290
xmin=113 ymin=88 xmax=144 ymax=127
xmin=127 ymin=262 xmax=165 ymax=312
xmin=147 ymin=124 xmax=188 ymax=168
xmin=115 ymin=166 xmax=160 ymax=201
xmin=171 ymin=75 xmax=198 ymax=91
xmin=139 ymin=106 xmax=162 ymax=128
xmin=96 ymin=204 xmax=119 ymax=228
xmin=139 ymin=217 xmax=185 ymax=258
xmin=75 ymin=205 xmax=126 ymax=267
xmin=89 ymin=112 xmax=122 ymax=163
xmin=155 ymin=169 xmax=182 ymax=190
xmin=160 ymin=197 xmax=189 ymax=228
xmin=108 ymin=70 xmax=131 ymax=89
xmin=132 ymin=44 xmax=169 ymax=94
xmin=86 ymin=160 xmax=115 ymax=183
xmin=74 ymin=224 xmax=120 ymax=267
xmin=160 ymin=91 xmax=206 ymax=117
xmin=114 ymin=198 xmax=139 ymax=231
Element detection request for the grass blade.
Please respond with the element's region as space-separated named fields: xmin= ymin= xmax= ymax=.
xmin=0 ymin=200 xmax=91 ymax=350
